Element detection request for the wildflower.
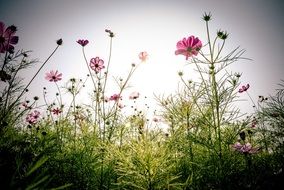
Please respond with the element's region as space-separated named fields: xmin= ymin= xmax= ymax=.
xmin=109 ymin=94 xmax=121 ymax=101
xmin=0 ymin=22 xmax=19 ymax=53
xmin=139 ymin=51 xmax=148 ymax=62
xmin=129 ymin=91 xmax=140 ymax=100
xmin=238 ymin=84 xmax=250 ymax=93
xmin=90 ymin=57 xmax=105 ymax=73
xmin=175 ymin=35 xmax=202 ymax=60
xmin=251 ymin=117 xmax=257 ymax=128
xmin=45 ymin=70 xmax=62 ymax=82
xmin=232 ymin=142 xmax=259 ymax=154
xmin=77 ymin=39 xmax=89 ymax=47
xmin=51 ymin=107 xmax=62 ymax=115
xmin=21 ymin=102 xmax=29 ymax=109
xmin=232 ymin=142 xmax=243 ymax=150
xmin=26 ymin=110 xmax=41 ymax=124
xmin=118 ymin=102 xmax=125 ymax=109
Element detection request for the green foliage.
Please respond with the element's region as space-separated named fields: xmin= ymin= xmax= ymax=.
xmin=113 ymin=132 xmax=182 ymax=190
xmin=1 ymin=14 xmax=284 ymax=190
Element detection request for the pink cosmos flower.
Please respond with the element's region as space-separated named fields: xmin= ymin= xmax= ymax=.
xmin=21 ymin=102 xmax=29 ymax=109
xmin=77 ymin=39 xmax=89 ymax=47
xmin=51 ymin=107 xmax=62 ymax=115
xmin=129 ymin=91 xmax=140 ymax=100
xmin=26 ymin=110 xmax=40 ymax=124
xmin=139 ymin=51 xmax=148 ymax=62
xmin=0 ymin=22 xmax=19 ymax=53
xmin=238 ymin=84 xmax=250 ymax=93
xmin=232 ymin=142 xmax=259 ymax=154
xmin=109 ymin=94 xmax=121 ymax=101
xmin=90 ymin=57 xmax=105 ymax=73
xmin=175 ymin=35 xmax=202 ymax=60
xmin=45 ymin=70 xmax=62 ymax=82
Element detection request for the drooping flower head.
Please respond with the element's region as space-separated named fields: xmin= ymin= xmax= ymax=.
xmin=175 ymin=35 xmax=202 ymax=60
xmin=129 ymin=91 xmax=140 ymax=100
xmin=90 ymin=57 xmax=105 ymax=73
xmin=238 ymin=84 xmax=250 ymax=93
xmin=77 ymin=39 xmax=89 ymax=47
xmin=26 ymin=110 xmax=41 ymax=124
xmin=139 ymin=51 xmax=148 ymax=62
xmin=0 ymin=21 xmax=19 ymax=53
xmin=45 ymin=70 xmax=62 ymax=82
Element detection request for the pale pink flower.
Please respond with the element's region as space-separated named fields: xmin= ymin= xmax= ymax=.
xmin=232 ymin=142 xmax=259 ymax=154
xmin=77 ymin=39 xmax=89 ymax=47
xmin=90 ymin=57 xmax=105 ymax=73
xmin=232 ymin=142 xmax=243 ymax=150
xmin=129 ymin=91 xmax=140 ymax=100
xmin=26 ymin=110 xmax=40 ymax=124
xmin=238 ymin=84 xmax=250 ymax=93
xmin=118 ymin=102 xmax=125 ymax=109
xmin=45 ymin=70 xmax=62 ymax=82
xmin=0 ymin=22 xmax=18 ymax=53
xmin=175 ymin=35 xmax=202 ymax=60
xmin=109 ymin=94 xmax=121 ymax=101
xmin=139 ymin=51 xmax=148 ymax=62
xmin=21 ymin=102 xmax=29 ymax=109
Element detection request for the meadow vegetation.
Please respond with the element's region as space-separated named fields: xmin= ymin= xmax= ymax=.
xmin=0 ymin=13 xmax=283 ymax=189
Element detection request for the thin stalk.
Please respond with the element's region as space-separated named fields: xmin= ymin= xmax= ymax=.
xmin=1 ymin=44 xmax=61 ymax=122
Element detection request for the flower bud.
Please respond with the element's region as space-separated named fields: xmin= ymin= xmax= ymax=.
xmin=56 ymin=38 xmax=63 ymax=45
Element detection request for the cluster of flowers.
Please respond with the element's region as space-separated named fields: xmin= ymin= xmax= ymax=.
xmin=25 ymin=110 xmax=40 ymax=124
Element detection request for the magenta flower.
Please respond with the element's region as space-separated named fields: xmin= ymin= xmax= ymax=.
xmin=45 ymin=70 xmax=62 ymax=82
xmin=26 ymin=110 xmax=41 ymax=124
xmin=129 ymin=91 xmax=140 ymax=100
xmin=0 ymin=22 xmax=19 ymax=53
xmin=238 ymin=84 xmax=250 ymax=93
xmin=175 ymin=35 xmax=202 ymax=60
xmin=109 ymin=94 xmax=121 ymax=101
xmin=77 ymin=39 xmax=89 ymax=47
xmin=51 ymin=107 xmax=62 ymax=115
xmin=90 ymin=57 xmax=105 ymax=73
xmin=139 ymin=51 xmax=148 ymax=62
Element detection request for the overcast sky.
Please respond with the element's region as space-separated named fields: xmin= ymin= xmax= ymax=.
xmin=1 ymin=0 xmax=284 ymax=115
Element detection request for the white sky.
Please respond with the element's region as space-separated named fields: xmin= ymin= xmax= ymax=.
xmin=1 ymin=0 xmax=284 ymax=117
